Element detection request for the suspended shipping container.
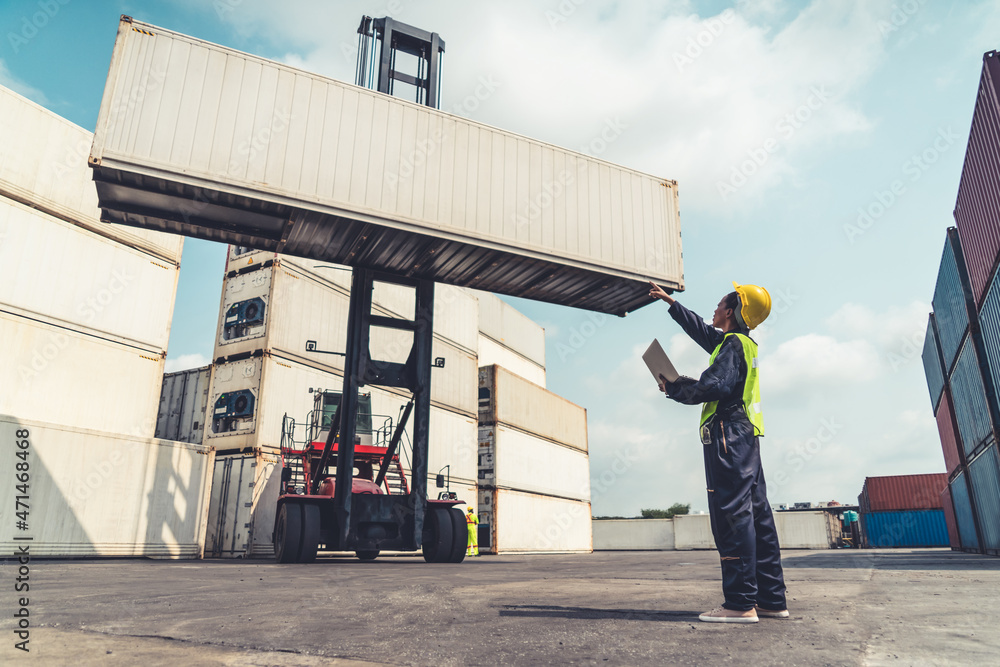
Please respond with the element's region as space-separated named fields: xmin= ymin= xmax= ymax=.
xmin=954 ymin=50 xmax=1000 ymax=308
xmin=858 ymin=473 xmax=947 ymax=513
xmin=0 ymin=311 xmax=164 ymax=437
xmin=89 ymin=17 xmax=683 ymax=316
xmin=478 ymin=487 xmax=592 ymax=554
xmin=934 ymin=391 xmax=964 ymax=475
xmin=859 ymin=510 xmax=949 ymax=548
xmin=950 ymin=471 xmax=980 ymax=552
xmin=0 ymin=84 xmax=183 ymax=263
xmin=921 ymin=314 xmax=946 ymax=408
xmin=155 ymin=365 xmax=211 ymax=444
xmin=477 ymin=424 xmax=591 ymax=502
xmin=478 ymin=365 xmax=588 ymax=452
xmin=941 ymin=486 xmax=961 ymax=550
xmin=967 ymin=444 xmax=1000 ymax=553
xmin=0 ymin=416 xmax=213 ymax=557
xmin=0 ymin=195 xmax=180 ymax=351
xmin=949 ymin=336 xmax=994 ymax=458
xmin=931 ymin=229 xmax=971 ymax=371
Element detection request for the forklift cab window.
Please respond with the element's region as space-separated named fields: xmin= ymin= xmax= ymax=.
xmin=319 ymin=391 xmax=373 ymax=434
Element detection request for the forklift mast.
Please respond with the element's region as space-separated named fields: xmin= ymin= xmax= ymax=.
xmin=356 ymin=15 xmax=445 ymax=108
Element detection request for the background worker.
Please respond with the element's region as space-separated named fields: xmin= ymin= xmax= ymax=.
xmin=648 ymin=281 xmax=787 ymax=624
xmin=466 ymin=506 xmax=479 ymax=556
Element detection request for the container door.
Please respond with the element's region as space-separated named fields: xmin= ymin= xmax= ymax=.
xmin=205 ymin=456 xmax=255 ymax=557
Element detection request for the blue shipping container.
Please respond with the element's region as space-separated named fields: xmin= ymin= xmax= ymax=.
xmin=949 ymin=336 xmax=993 ymax=457
xmin=951 ymin=472 xmax=980 ymax=551
xmin=977 ymin=266 xmax=1000 ymax=409
xmin=922 ymin=314 xmax=946 ymax=409
xmin=968 ymin=444 xmax=1000 ymax=552
xmin=932 ymin=231 xmax=970 ymax=372
xmin=860 ymin=510 xmax=949 ymax=548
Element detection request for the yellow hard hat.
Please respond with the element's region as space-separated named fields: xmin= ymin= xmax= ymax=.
xmin=732 ymin=281 xmax=771 ymax=330
xmin=467 ymin=506 xmax=474 ymax=513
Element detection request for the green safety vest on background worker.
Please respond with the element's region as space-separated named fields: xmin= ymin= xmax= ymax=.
xmin=700 ymin=332 xmax=764 ymax=436
xmin=466 ymin=509 xmax=479 ymax=556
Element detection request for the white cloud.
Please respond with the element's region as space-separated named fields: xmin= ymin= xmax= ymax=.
xmin=164 ymin=353 xmax=211 ymax=373
xmin=0 ymin=59 xmax=47 ymax=105
xmin=763 ymin=333 xmax=880 ymax=395
xmin=825 ymin=300 xmax=929 ymax=350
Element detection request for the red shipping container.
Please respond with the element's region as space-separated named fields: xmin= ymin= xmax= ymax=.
xmin=941 ymin=486 xmax=961 ymax=550
xmin=935 ymin=391 xmax=964 ymax=475
xmin=860 ymin=474 xmax=948 ymax=512
xmin=954 ymin=51 xmax=1000 ymax=307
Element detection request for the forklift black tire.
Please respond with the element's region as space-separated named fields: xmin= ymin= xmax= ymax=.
xmin=356 ymin=550 xmax=379 ymax=561
xmin=446 ymin=507 xmax=467 ymax=563
xmin=299 ymin=503 xmax=321 ymax=563
xmin=274 ymin=502 xmax=303 ymax=563
xmin=422 ymin=507 xmax=454 ymax=563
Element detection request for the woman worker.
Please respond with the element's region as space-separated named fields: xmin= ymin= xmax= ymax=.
xmin=648 ymin=281 xmax=788 ymax=624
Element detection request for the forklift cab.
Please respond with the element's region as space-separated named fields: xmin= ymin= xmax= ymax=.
xmin=311 ymin=389 xmax=374 ymax=447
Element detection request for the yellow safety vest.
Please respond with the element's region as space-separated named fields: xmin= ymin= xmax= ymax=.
xmin=699 ymin=333 xmax=763 ymax=436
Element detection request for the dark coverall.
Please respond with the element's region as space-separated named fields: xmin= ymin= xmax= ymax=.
xmin=663 ymin=301 xmax=786 ymax=612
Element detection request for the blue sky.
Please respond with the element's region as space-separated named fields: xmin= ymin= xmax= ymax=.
xmin=3 ymin=0 xmax=998 ymax=515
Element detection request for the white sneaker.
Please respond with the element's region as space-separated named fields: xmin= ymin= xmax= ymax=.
xmin=698 ymin=606 xmax=759 ymax=624
xmin=755 ymin=606 xmax=790 ymax=619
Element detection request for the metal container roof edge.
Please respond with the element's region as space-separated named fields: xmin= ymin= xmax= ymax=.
xmin=103 ymin=16 xmax=680 ymax=188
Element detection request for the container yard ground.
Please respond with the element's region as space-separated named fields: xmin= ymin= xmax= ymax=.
xmin=4 ymin=549 xmax=998 ymax=666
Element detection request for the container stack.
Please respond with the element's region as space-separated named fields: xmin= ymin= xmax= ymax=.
xmin=473 ymin=291 xmax=546 ymax=387
xmin=0 ymin=85 xmax=213 ymax=557
xmin=477 ymin=365 xmax=592 ymax=553
xmin=921 ymin=51 xmax=1000 ymax=557
xmin=857 ymin=475 xmax=949 ymax=548
xmin=202 ymin=245 xmax=481 ymax=558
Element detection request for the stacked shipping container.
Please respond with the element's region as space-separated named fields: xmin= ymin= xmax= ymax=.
xmin=857 ymin=475 xmax=949 ymax=548
xmin=477 ymin=365 xmax=592 ymax=553
xmin=202 ymin=246 xmax=481 ymax=557
xmin=921 ymin=51 xmax=1000 ymax=556
xmin=0 ymin=85 xmax=213 ymax=557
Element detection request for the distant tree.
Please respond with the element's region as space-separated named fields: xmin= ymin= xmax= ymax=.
xmin=640 ymin=503 xmax=691 ymax=519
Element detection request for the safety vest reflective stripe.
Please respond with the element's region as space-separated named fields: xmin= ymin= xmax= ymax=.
xmin=699 ymin=333 xmax=764 ymax=436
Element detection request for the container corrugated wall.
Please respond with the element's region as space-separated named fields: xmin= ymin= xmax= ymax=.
xmin=934 ymin=392 xmax=963 ymax=475
xmin=859 ymin=510 xmax=949 ymax=548
xmin=954 ymin=51 xmax=1000 ymax=308
xmin=941 ymin=486 xmax=961 ymax=549
xmin=967 ymin=444 xmax=1000 ymax=552
xmin=977 ymin=266 xmax=1000 ymax=407
xmin=950 ymin=471 xmax=980 ymax=551
xmin=922 ymin=314 xmax=946 ymax=408
xmin=949 ymin=337 xmax=994 ymax=457
xmin=932 ymin=232 xmax=970 ymax=371
xmin=859 ymin=474 xmax=947 ymax=512
xmin=155 ymin=366 xmax=212 ymax=444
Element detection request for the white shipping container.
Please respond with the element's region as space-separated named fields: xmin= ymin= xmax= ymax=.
xmin=155 ymin=365 xmax=212 ymax=444
xmin=478 ymin=334 xmax=546 ymax=387
xmin=0 ymin=311 xmax=165 ymax=437
xmin=673 ymin=511 xmax=839 ymax=550
xmin=89 ymin=18 xmax=682 ymax=316
xmin=205 ymin=352 xmax=477 ymax=482
xmin=0 ymin=195 xmax=180 ymax=351
xmin=673 ymin=514 xmax=715 ymax=550
xmin=213 ymin=263 xmax=478 ymax=416
xmin=225 ymin=246 xmax=480 ymax=355
xmin=478 ymin=424 xmax=590 ymax=502
xmin=0 ymin=84 xmax=184 ymax=263
xmin=0 ymin=416 xmax=214 ymax=557
xmin=472 ymin=290 xmax=546 ymax=369
xmin=479 ymin=365 xmax=587 ymax=452
xmin=592 ymin=519 xmax=676 ymax=550
xmin=479 ymin=487 xmax=592 ymax=554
